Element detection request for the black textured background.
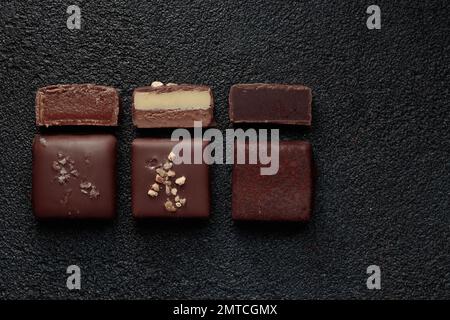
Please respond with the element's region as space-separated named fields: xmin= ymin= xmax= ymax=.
xmin=0 ymin=0 xmax=449 ymax=299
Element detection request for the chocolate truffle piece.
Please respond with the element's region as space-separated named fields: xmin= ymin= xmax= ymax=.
xmin=32 ymin=134 xmax=117 ymax=219
xmin=229 ymin=83 xmax=312 ymax=125
xmin=132 ymin=82 xmax=214 ymax=128
xmin=232 ymin=140 xmax=313 ymax=221
xmin=132 ymin=138 xmax=210 ymax=218
xmin=36 ymin=84 xmax=119 ymax=126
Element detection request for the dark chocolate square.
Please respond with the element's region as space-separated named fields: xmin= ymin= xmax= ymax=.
xmin=32 ymin=134 xmax=117 ymax=219
xmin=132 ymin=138 xmax=210 ymax=218
xmin=232 ymin=140 xmax=313 ymax=221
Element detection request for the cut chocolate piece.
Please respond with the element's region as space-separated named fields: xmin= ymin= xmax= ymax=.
xmin=133 ymin=83 xmax=214 ymax=128
xmin=32 ymin=134 xmax=117 ymax=219
xmin=36 ymin=84 xmax=119 ymax=126
xmin=232 ymin=140 xmax=313 ymax=221
xmin=229 ymin=83 xmax=312 ymax=125
xmin=132 ymin=138 xmax=210 ymax=218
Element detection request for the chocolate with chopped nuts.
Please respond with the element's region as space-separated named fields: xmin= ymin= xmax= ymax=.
xmin=32 ymin=134 xmax=116 ymax=219
xmin=132 ymin=138 xmax=210 ymax=218
xmin=232 ymin=140 xmax=313 ymax=221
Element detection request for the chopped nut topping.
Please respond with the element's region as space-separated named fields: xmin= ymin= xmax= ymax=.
xmin=164 ymin=199 xmax=177 ymax=212
xmin=175 ymin=176 xmax=186 ymax=186
xmin=168 ymin=152 xmax=176 ymax=162
xmin=166 ymin=83 xmax=178 ymax=86
xmin=167 ymin=170 xmax=176 ymax=177
xmin=156 ymin=168 xmax=167 ymax=177
xmin=163 ymin=161 xmax=173 ymax=170
xmin=151 ymin=81 xmax=164 ymax=88
xmin=57 ymin=175 xmax=68 ymax=184
xmin=146 ymin=151 xmax=189 ymax=213
xmin=52 ymin=152 xmax=99 ymax=200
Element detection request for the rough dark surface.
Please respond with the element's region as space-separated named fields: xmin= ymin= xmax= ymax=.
xmin=0 ymin=0 xmax=449 ymax=299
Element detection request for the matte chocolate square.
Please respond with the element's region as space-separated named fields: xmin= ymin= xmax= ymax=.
xmin=232 ymin=140 xmax=313 ymax=221
xmin=32 ymin=134 xmax=117 ymax=219
xmin=132 ymin=138 xmax=210 ymax=218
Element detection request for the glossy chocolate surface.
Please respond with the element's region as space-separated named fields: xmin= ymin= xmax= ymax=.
xmin=232 ymin=140 xmax=313 ymax=221
xmin=32 ymin=134 xmax=117 ymax=219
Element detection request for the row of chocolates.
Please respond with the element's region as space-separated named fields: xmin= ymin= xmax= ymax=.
xmin=36 ymin=82 xmax=312 ymax=127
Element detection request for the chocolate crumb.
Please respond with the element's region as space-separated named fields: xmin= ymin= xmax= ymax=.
xmin=80 ymin=181 xmax=92 ymax=189
xmin=52 ymin=161 xmax=61 ymax=171
xmin=89 ymin=186 xmax=100 ymax=199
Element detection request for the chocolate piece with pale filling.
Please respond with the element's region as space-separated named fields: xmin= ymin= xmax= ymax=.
xmin=232 ymin=140 xmax=313 ymax=221
xmin=229 ymin=83 xmax=312 ymax=125
xmin=36 ymin=84 xmax=119 ymax=126
xmin=32 ymin=134 xmax=117 ymax=219
xmin=133 ymin=82 xmax=214 ymax=128
xmin=132 ymin=138 xmax=210 ymax=218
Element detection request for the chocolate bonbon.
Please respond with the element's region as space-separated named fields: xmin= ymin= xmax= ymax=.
xmin=32 ymin=134 xmax=117 ymax=219
xmin=229 ymin=83 xmax=312 ymax=125
xmin=232 ymin=140 xmax=313 ymax=221
xmin=36 ymin=84 xmax=119 ymax=126
xmin=132 ymin=138 xmax=210 ymax=218
xmin=133 ymin=82 xmax=214 ymax=128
